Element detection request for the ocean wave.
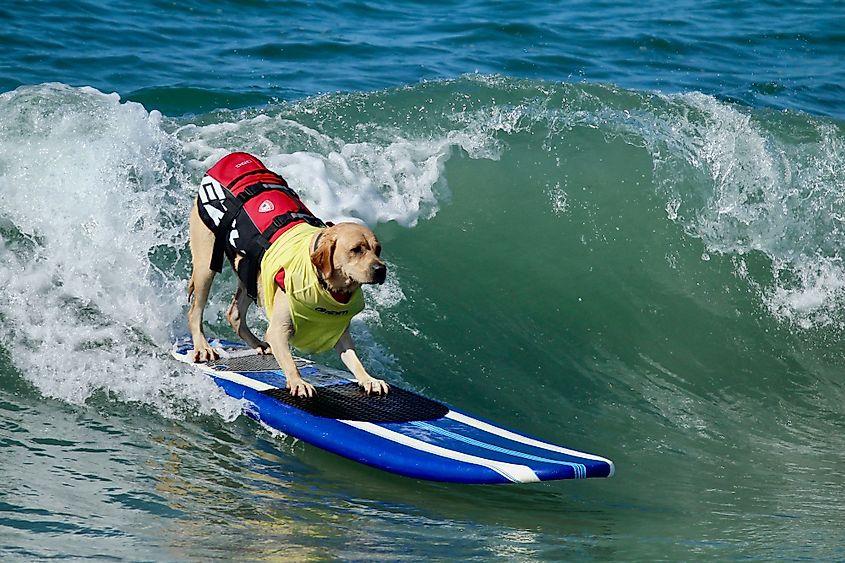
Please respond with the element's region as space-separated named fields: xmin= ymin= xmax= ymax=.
xmin=1 ymin=77 xmax=843 ymax=417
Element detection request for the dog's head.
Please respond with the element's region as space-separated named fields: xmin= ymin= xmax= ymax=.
xmin=310 ymin=223 xmax=387 ymax=292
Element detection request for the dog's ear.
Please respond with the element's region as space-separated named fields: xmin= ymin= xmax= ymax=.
xmin=310 ymin=230 xmax=336 ymax=281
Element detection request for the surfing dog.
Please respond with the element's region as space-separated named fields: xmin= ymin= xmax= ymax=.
xmin=186 ymin=152 xmax=389 ymax=398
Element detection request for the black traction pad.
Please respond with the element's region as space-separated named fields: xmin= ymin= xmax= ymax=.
xmin=261 ymin=384 xmax=450 ymax=423
xmin=208 ymin=353 xmax=449 ymax=423
xmin=209 ymin=354 xmax=305 ymax=372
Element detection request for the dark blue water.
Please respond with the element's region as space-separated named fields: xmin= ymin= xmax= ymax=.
xmin=3 ymin=1 xmax=842 ymax=117
xmin=2 ymin=1 xmax=845 ymax=560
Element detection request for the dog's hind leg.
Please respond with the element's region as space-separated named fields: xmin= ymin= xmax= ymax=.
xmin=226 ymin=283 xmax=270 ymax=354
xmin=187 ymin=201 xmax=220 ymax=363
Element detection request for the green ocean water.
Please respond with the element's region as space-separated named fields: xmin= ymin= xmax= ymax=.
xmin=2 ymin=1 xmax=845 ymax=560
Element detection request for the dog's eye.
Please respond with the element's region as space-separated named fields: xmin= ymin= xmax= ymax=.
xmin=374 ymin=244 xmax=382 ymax=256
xmin=351 ymin=245 xmax=363 ymax=255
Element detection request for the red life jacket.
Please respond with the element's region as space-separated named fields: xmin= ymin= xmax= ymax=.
xmin=196 ymin=152 xmax=324 ymax=299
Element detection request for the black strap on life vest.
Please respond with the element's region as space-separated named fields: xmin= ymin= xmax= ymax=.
xmin=209 ymin=197 xmax=241 ymax=274
xmin=238 ymin=230 xmax=271 ymax=303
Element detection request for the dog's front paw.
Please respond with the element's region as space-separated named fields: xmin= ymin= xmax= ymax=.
xmin=191 ymin=345 xmax=220 ymax=363
xmin=287 ymin=379 xmax=316 ymax=398
xmin=359 ymin=377 xmax=389 ymax=396
xmin=254 ymin=342 xmax=272 ymax=355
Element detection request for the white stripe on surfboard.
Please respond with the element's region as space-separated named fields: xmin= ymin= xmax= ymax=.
xmin=412 ymin=420 xmax=587 ymax=478
xmin=339 ymin=420 xmax=540 ymax=483
xmin=201 ymin=367 xmax=275 ymax=392
xmin=446 ymin=411 xmax=615 ymax=476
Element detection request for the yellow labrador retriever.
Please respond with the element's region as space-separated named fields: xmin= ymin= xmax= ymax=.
xmin=186 ymin=152 xmax=389 ymax=398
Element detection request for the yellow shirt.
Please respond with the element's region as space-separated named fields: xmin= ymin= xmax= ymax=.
xmin=260 ymin=223 xmax=364 ymax=353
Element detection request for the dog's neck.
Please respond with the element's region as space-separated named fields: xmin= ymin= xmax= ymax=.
xmin=317 ymin=273 xmax=356 ymax=304
xmin=315 ymin=267 xmax=357 ymax=292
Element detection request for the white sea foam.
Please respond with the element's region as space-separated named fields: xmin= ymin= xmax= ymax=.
xmin=625 ymin=91 xmax=845 ymax=328
xmin=0 ymin=84 xmax=243 ymax=418
xmin=175 ymin=110 xmax=479 ymax=228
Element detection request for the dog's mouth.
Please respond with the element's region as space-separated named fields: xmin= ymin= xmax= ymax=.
xmin=340 ymin=263 xmax=387 ymax=287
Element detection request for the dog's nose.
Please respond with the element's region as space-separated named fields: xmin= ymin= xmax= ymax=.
xmin=372 ymin=263 xmax=387 ymax=284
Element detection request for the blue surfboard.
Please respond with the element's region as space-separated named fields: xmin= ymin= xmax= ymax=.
xmin=172 ymin=338 xmax=614 ymax=484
